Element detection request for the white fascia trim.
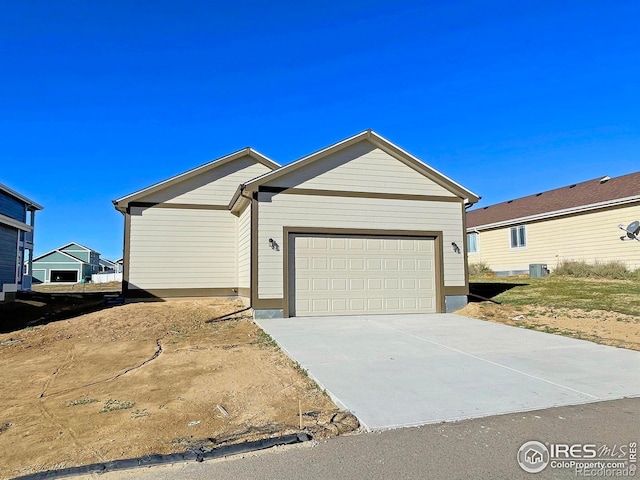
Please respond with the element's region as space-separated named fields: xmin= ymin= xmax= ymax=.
xmin=33 ymin=249 xmax=86 ymax=263
xmin=0 ymin=213 xmax=32 ymax=231
xmin=468 ymin=195 xmax=640 ymax=232
xmin=59 ymin=242 xmax=100 ymax=254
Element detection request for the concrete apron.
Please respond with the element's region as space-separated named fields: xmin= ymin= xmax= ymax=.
xmin=256 ymin=314 xmax=640 ymax=431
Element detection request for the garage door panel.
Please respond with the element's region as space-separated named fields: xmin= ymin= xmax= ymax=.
xmin=331 ymin=258 xmax=347 ymax=270
xmin=292 ymin=234 xmax=437 ymax=317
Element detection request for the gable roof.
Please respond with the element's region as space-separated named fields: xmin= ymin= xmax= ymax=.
xmin=113 ymin=148 xmax=279 ymax=212
xmin=59 ymin=242 xmax=100 ymax=254
xmin=33 ymin=249 xmax=86 ymax=263
xmin=229 ymin=130 xmax=479 ymax=209
xmin=467 ymin=171 xmax=640 ymax=230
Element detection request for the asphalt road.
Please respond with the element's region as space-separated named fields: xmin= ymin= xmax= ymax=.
xmin=88 ymin=398 xmax=639 ymax=480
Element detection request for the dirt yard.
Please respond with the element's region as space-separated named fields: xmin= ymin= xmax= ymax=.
xmin=0 ymin=299 xmax=357 ymax=479
xmin=458 ymin=302 xmax=640 ymax=351
xmin=32 ymin=281 xmax=122 ymax=293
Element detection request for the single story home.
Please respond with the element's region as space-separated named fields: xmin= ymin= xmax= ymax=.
xmin=0 ymin=184 xmax=42 ymax=301
xmin=114 ymin=130 xmax=479 ymax=317
xmin=466 ymin=171 xmax=640 ymax=275
xmin=31 ymin=242 xmax=101 ymax=283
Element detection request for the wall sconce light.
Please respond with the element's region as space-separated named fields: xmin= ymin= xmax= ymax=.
xmin=269 ymin=238 xmax=280 ymax=251
xmin=451 ymin=242 xmax=461 ymax=254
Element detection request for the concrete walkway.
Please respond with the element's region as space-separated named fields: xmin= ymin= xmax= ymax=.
xmin=257 ymin=314 xmax=640 ymax=430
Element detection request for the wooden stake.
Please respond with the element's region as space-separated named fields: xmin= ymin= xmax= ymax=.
xmin=299 ymin=399 xmax=302 ymax=430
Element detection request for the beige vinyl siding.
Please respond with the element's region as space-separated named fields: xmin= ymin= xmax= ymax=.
xmin=263 ymin=141 xmax=457 ymax=197
xmin=128 ymin=206 xmax=236 ymax=289
xmin=237 ymin=203 xmax=251 ymax=290
xmin=136 ymin=158 xmax=272 ymax=205
xmin=258 ymin=194 xmax=465 ymax=298
xmin=471 ymin=204 xmax=640 ymax=271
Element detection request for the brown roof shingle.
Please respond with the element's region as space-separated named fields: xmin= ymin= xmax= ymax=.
xmin=467 ymin=171 xmax=640 ymax=229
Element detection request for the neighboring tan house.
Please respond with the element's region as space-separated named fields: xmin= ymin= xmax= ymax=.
xmin=0 ymin=184 xmax=42 ymax=301
xmin=32 ymin=242 xmax=101 ymax=283
xmin=466 ymin=172 xmax=640 ymax=275
xmin=114 ymin=130 xmax=479 ymax=318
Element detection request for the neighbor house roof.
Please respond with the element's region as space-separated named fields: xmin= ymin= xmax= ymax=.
xmin=229 ymin=130 xmax=480 ymax=210
xmin=113 ymin=148 xmax=279 ymax=212
xmin=0 ymin=183 xmax=43 ymax=210
xmin=32 ymin=249 xmax=86 ymax=263
xmin=467 ymin=171 xmax=640 ymax=230
xmin=60 ymin=241 xmax=100 ymax=254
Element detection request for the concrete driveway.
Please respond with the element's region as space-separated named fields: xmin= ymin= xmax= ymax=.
xmin=256 ymin=314 xmax=640 ymax=430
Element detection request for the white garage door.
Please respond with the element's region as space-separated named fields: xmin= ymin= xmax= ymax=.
xmin=291 ymin=234 xmax=437 ymax=317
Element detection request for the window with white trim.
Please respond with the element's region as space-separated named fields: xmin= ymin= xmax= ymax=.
xmin=467 ymin=233 xmax=478 ymax=253
xmin=510 ymin=225 xmax=526 ymax=248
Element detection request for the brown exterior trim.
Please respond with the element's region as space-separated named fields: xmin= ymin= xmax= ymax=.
xmin=129 ymin=202 xmax=229 ymax=210
xmin=461 ymin=202 xmax=470 ymax=293
xmin=282 ymin=227 xmax=446 ymax=317
xmin=114 ymin=148 xmax=280 ymax=210
xmin=122 ymin=213 xmax=131 ymax=296
xmin=237 ymin=287 xmax=251 ymax=298
xmin=126 ymin=287 xmax=239 ymax=298
xmin=368 ymin=134 xmax=479 ymax=203
xmin=250 ymin=198 xmax=259 ymax=308
xmin=244 ymin=134 xmax=366 ymax=191
xmin=443 ymin=286 xmax=469 ymax=296
xmin=243 ymin=131 xmax=478 ymax=204
xmin=253 ymin=298 xmax=284 ymax=309
xmin=258 ymin=187 xmax=462 ymax=203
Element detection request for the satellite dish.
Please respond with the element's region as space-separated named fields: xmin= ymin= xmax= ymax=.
xmin=619 ymin=220 xmax=640 ymax=241
xmin=627 ymin=221 xmax=640 ymax=237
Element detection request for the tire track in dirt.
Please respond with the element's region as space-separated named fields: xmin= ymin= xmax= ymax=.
xmin=37 ymin=399 xmax=81 ymax=451
xmin=39 ymin=336 xmax=164 ymax=399
xmin=39 ymin=346 xmax=75 ymax=398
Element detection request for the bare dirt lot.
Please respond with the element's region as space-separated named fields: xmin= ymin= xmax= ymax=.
xmin=458 ymin=302 xmax=640 ymax=351
xmin=31 ymin=281 xmax=122 ymax=293
xmin=0 ymin=299 xmax=356 ymax=479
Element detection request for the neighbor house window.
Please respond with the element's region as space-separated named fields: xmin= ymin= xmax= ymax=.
xmin=467 ymin=233 xmax=478 ymax=253
xmin=510 ymin=226 xmax=526 ymax=248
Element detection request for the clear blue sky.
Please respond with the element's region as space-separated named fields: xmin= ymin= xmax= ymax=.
xmin=1 ymin=0 xmax=638 ymax=260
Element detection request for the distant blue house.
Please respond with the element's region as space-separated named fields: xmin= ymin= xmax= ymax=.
xmin=31 ymin=242 xmax=100 ymax=284
xmin=0 ymin=183 xmax=43 ymax=301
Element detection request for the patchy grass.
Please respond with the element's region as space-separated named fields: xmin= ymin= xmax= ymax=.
xmin=471 ymin=276 xmax=640 ymax=317
xmin=100 ymin=399 xmax=135 ymax=413
xmin=553 ymin=260 xmax=640 ymax=280
xmin=255 ymin=330 xmax=278 ymax=349
xmin=67 ymin=397 xmax=98 ymax=407
xmin=468 ymin=261 xmax=494 ymax=276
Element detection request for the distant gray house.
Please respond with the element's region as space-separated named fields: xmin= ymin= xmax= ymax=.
xmin=0 ymin=183 xmax=43 ymax=301
xmin=99 ymin=258 xmax=118 ymax=273
xmin=31 ymin=242 xmax=100 ymax=284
